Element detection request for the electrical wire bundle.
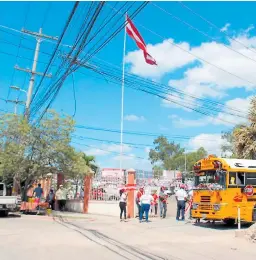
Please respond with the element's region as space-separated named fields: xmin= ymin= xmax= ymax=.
xmin=29 ymin=1 xmax=148 ymax=123
xmin=75 ymin=57 xmax=247 ymax=126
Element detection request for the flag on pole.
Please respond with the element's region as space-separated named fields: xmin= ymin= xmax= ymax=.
xmin=126 ymin=15 xmax=157 ymax=65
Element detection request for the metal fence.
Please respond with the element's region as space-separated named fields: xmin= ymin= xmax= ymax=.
xmin=90 ymin=176 xmax=125 ymax=201
xmin=89 ymin=169 xmax=192 ymax=201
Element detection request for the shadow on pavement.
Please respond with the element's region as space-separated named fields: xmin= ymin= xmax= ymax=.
xmin=193 ymin=221 xmax=252 ymax=231
xmin=0 ymin=213 xmax=21 ymax=218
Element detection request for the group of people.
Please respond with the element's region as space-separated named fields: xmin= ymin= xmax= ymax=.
xmin=32 ymin=183 xmax=75 ymax=212
xmin=118 ymin=186 xmax=169 ymax=223
xmin=118 ymin=184 xmax=193 ymax=223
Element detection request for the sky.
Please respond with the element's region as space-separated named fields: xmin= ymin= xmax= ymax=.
xmin=0 ymin=1 xmax=255 ymax=171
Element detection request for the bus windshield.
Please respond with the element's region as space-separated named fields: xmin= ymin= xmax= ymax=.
xmin=194 ymin=170 xmax=226 ymax=190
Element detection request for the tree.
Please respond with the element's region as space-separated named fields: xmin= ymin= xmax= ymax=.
xmin=82 ymin=154 xmax=98 ymax=176
xmin=233 ymin=97 xmax=256 ymax=159
xmin=152 ymin=165 xmax=163 ymax=178
xmin=221 ymin=126 xmax=243 ymax=158
xmin=173 ymin=147 xmax=207 ymax=173
xmin=149 ymin=136 xmax=207 ymax=173
xmin=0 ymin=110 xmax=92 ymax=198
xmin=149 ymin=136 xmax=184 ymax=170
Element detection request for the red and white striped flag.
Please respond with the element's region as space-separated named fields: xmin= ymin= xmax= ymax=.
xmin=126 ymin=15 xmax=157 ymax=66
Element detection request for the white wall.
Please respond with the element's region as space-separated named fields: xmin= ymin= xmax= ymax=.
xmin=65 ymin=200 xmax=119 ymax=217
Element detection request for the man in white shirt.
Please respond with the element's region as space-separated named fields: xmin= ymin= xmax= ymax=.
xmin=139 ymin=190 xmax=153 ymax=223
xmin=175 ymin=184 xmax=188 ymax=221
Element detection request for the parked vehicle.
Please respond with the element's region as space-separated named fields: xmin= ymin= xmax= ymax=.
xmin=192 ymin=156 xmax=256 ymax=224
xmin=0 ymin=183 xmax=19 ymax=217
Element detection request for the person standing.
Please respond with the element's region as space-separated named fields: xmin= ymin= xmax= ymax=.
xmin=119 ymin=189 xmax=127 ymax=222
xmin=151 ymin=191 xmax=158 ymax=217
xmin=33 ymin=183 xmax=44 ymax=215
xmin=136 ymin=187 xmax=144 ymax=218
xmin=175 ymin=184 xmax=188 ymax=221
xmin=33 ymin=183 xmax=44 ymax=200
xmin=139 ymin=189 xmax=153 ymax=223
xmin=67 ymin=187 xmax=74 ymax=200
xmin=159 ymin=186 xmax=168 ymax=218
xmin=56 ymin=185 xmax=67 ymax=211
xmin=188 ymin=189 xmax=193 ymax=220
xmin=46 ymin=188 xmax=55 ymax=210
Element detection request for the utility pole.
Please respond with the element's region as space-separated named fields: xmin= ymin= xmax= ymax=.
xmin=6 ymin=98 xmax=25 ymax=114
xmin=15 ymin=28 xmax=58 ymax=119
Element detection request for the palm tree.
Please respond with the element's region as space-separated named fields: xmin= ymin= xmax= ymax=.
xmin=82 ymin=154 xmax=98 ymax=176
xmin=233 ymin=97 xmax=256 ymax=159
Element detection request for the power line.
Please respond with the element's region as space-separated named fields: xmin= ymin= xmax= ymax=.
xmin=72 ymin=134 xmax=154 ymax=149
xmin=74 ymin=125 xmax=223 ymax=142
xmin=41 ymin=2 xmax=52 ymax=28
xmin=72 ymin=141 xmax=147 ymax=160
xmin=153 ymin=3 xmax=256 ymax=66
xmin=89 ymin=56 xmax=247 ymax=117
xmin=137 ymin=22 xmax=256 ymax=88
xmin=31 ymin=2 xmax=106 ymax=121
xmin=77 ymin=59 xmax=247 ymax=125
xmin=31 ymin=1 xmax=80 ymax=105
xmin=71 ymin=72 xmax=77 ymax=118
xmin=5 ymin=2 xmax=30 ymax=109
xmin=0 ymin=38 xmax=53 ymax=56
xmin=178 ymin=1 xmax=256 ymax=56
xmin=31 ymin=2 xmax=148 ymax=122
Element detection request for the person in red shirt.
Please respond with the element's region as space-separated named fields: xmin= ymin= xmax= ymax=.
xmin=150 ymin=191 xmax=158 ymax=217
xmin=159 ymin=186 xmax=168 ymax=218
xmin=136 ymin=187 xmax=144 ymax=218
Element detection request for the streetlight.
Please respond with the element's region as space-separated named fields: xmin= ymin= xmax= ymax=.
xmin=10 ymin=86 xmax=27 ymax=95
xmin=9 ymin=86 xmax=27 ymax=114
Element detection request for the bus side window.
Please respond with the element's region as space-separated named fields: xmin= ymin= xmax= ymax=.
xmin=229 ymin=172 xmax=236 ymax=185
xmin=246 ymin=172 xmax=256 ymax=185
xmin=237 ymin=172 xmax=245 ymax=185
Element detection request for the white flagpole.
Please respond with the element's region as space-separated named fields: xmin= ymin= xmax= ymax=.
xmin=120 ymin=14 xmax=127 ymax=174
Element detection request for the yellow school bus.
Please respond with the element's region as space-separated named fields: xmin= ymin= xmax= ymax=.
xmin=191 ymin=155 xmax=256 ymax=225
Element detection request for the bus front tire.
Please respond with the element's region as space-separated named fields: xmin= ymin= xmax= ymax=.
xmin=223 ymin=218 xmax=235 ymax=226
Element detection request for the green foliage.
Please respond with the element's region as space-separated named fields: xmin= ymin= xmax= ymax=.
xmin=227 ymin=97 xmax=256 ymax=159
xmin=82 ymin=154 xmax=98 ymax=175
xmin=152 ymin=165 xmax=163 ymax=178
xmin=0 ymin=111 xmax=92 ymax=195
xmin=149 ymin=136 xmax=207 ymax=172
xmin=149 ymin=136 xmax=184 ymax=170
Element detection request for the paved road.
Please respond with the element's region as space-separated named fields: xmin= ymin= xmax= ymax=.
xmin=0 ymin=213 xmax=255 ymax=260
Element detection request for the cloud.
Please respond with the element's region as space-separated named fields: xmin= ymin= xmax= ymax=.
xmin=85 ymin=144 xmax=132 ymax=157
xmin=111 ymin=154 xmax=152 ymax=171
xmin=220 ymin=23 xmax=231 ymax=32
xmin=124 ymin=114 xmax=146 ymax=121
xmin=144 ymin=146 xmax=151 ymax=154
xmin=125 ymin=39 xmax=195 ymax=79
xmin=169 ymin=96 xmax=251 ymax=127
xmin=158 ymin=124 xmax=169 ymax=131
xmin=126 ymin=28 xmax=256 ymax=104
xmin=188 ymin=133 xmax=228 ymax=156
xmin=84 ymin=148 xmax=109 ymax=156
xmin=245 ymin=24 xmax=254 ymax=34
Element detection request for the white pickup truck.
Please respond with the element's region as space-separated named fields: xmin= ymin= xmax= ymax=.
xmin=0 ymin=183 xmax=19 ymax=217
